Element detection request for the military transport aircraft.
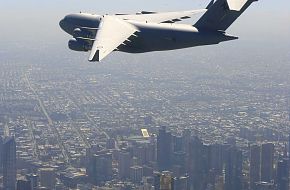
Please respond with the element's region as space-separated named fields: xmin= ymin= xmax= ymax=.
xmin=59 ymin=0 xmax=258 ymax=62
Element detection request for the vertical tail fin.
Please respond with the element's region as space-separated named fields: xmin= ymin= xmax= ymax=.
xmin=195 ymin=0 xmax=258 ymax=31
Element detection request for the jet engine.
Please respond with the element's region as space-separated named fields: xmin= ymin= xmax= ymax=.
xmin=73 ymin=28 xmax=94 ymax=39
xmin=68 ymin=39 xmax=91 ymax=52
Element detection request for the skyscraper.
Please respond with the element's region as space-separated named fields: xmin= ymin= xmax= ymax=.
xmin=26 ymin=174 xmax=39 ymax=190
xmin=250 ymin=144 xmax=261 ymax=190
xmin=129 ymin=165 xmax=143 ymax=184
xmin=288 ymin=134 xmax=290 ymax=157
xmin=173 ymin=176 xmax=189 ymax=190
xmin=208 ymin=144 xmax=223 ymax=175
xmin=39 ymin=168 xmax=56 ymax=189
xmin=276 ymin=158 xmax=289 ymax=190
xmin=188 ymin=136 xmax=208 ymax=190
xmin=16 ymin=179 xmax=32 ymax=190
xmin=89 ymin=152 xmax=113 ymax=185
xmin=261 ymin=143 xmax=274 ymax=182
xmin=3 ymin=136 xmax=16 ymax=190
xmin=154 ymin=171 xmax=174 ymax=190
xmin=157 ymin=126 xmax=172 ymax=171
xmin=254 ymin=181 xmax=275 ymax=190
xmin=0 ymin=136 xmax=3 ymax=174
xmin=224 ymin=146 xmax=243 ymax=190
xmin=118 ymin=150 xmax=132 ymax=179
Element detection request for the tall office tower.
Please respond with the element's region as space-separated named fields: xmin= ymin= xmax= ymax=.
xmin=276 ymin=158 xmax=289 ymax=190
xmin=39 ymin=168 xmax=56 ymax=189
xmin=3 ymin=136 xmax=17 ymax=190
xmin=254 ymin=182 xmax=275 ymax=190
xmin=129 ymin=165 xmax=143 ymax=184
xmin=26 ymin=174 xmax=39 ymax=190
xmin=106 ymin=138 xmax=116 ymax=149
xmin=16 ymin=179 xmax=32 ymax=190
xmin=261 ymin=143 xmax=274 ymax=182
xmin=208 ymin=144 xmax=223 ymax=175
xmin=157 ymin=126 xmax=172 ymax=171
xmin=0 ymin=136 xmax=3 ymax=174
xmin=287 ymin=96 xmax=290 ymax=121
xmin=224 ymin=146 xmax=243 ymax=190
xmin=188 ymin=136 xmax=209 ymax=190
xmin=173 ymin=136 xmax=183 ymax=152
xmin=173 ymin=176 xmax=189 ymax=190
xmin=90 ymin=152 xmax=113 ymax=185
xmin=118 ymin=150 xmax=132 ymax=179
xmin=154 ymin=171 xmax=175 ymax=190
xmin=250 ymin=144 xmax=261 ymax=190
xmin=172 ymin=151 xmax=186 ymax=176
xmin=288 ymin=134 xmax=290 ymax=157
xmin=154 ymin=172 xmax=161 ymax=190
xmin=133 ymin=144 xmax=147 ymax=165
xmin=182 ymin=129 xmax=191 ymax=151
xmin=214 ymin=175 xmax=225 ymax=190
xmin=146 ymin=143 xmax=156 ymax=164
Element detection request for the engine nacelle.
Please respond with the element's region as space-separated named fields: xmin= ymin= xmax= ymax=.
xmin=73 ymin=28 xmax=94 ymax=39
xmin=68 ymin=39 xmax=91 ymax=52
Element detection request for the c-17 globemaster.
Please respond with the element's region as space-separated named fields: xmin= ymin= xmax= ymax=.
xmin=59 ymin=0 xmax=258 ymax=62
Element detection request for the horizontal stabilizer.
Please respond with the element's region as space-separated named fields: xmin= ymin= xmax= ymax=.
xmin=227 ymin=0 xmax=248 ymax=11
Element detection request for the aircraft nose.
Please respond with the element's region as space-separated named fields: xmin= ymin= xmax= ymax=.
xmin=59 ymin=19 xmax=66 ymax=31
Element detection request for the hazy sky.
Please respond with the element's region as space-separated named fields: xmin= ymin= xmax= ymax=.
xmin=0 ymin=0 xmax=289 ymax=65
xmin=1 ymin=0 xmax=289 ymax=38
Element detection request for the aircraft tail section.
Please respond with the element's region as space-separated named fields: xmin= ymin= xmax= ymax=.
xmin=195 ymin=0 xmax=258 ymax=31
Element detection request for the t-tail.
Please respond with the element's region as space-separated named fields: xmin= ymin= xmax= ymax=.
xmin=195 ymin=0 xmax=258 ymax=31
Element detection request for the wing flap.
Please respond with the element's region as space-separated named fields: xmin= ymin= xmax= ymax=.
xmin=89 ymin=16 xmax=137 ymax=62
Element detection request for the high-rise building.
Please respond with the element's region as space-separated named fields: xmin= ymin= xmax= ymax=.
xmin=254 ymin=181 xmax=275 ymax=190
xmin=172 ymin=151 xmax=186 ymax=176
xmin=0 ymin=136 xmax=3 ymax=174
xmin=276 ymin=158 xmax=289 ymax=190
xmin=287 ymin=97 xmax=290 ymax=122
xmin=208 ymin=144 xmax=223 ymax=175
xmin=157 ymin=126 xmax=172 ymax=171
xmin=146 ymin=143 xmax=156 ymax=164
xmin=16 ymin=179 xmax=32 ymax=190
xmin=26 ymin=174 xmax=39 ymax=190
xmin=250 ymin=144 xmax=261 ymax=190
xmin=129 ymin=165 xmax=143 ymax=184
xmin=3 ymin=136 xmax=17 ymax=190
xmin=159 ymin=171 xmax=174 ymax=190
xmin=118 ymin=150 xmax=132 ymax=179
xmin=261 ymin=143 xmax=274 ymax=182
xmin=133 ymin=145 xmax=147 ymax=165
xmin=173 ymin=136 xmax=183 ymax=152
xmin=188 ymin=136 xmax=208 ymax=190
xmin=173 ymin=176 xmax=189 ymax=190
xmin=39 ymin=168 xmax=56 ymax=189
xmin=224 ymin=146 xmax=243 ymax=190
xmin=89 ymin=152 xmax=113 ymax=185
xmin=288 ymin=134 xmax=290 ymax=157
xmin=214 ymin=175 xmax=225 ymax=190
xmin=154 ymin=172 xmax=161 ymax=190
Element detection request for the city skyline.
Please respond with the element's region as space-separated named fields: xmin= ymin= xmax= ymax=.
xmin=0 ymin=0 xmax=290 ymax=189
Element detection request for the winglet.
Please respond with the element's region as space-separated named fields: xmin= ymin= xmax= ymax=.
xmin=227 ymin=0 xmax=248 ymax=11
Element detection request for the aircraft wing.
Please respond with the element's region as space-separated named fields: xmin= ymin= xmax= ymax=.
xmin=116 ymin=9 xmax=206 ymax=23
xmin=89 ymin=16 xmax=138 ymax=62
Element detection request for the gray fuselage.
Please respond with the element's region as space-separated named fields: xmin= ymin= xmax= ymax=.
xmin=59 ymin=13 xmax=238 ymax=53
